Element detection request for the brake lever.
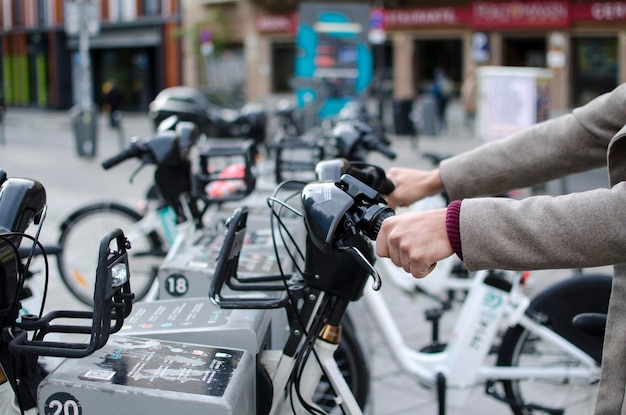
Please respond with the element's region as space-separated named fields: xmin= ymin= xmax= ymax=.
xmin=336 ymin=240 xmax=382 ymax=291
xmin=129 ymin=162 xmax=146 ymax=183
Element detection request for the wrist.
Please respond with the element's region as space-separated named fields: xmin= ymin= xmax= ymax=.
xmin=426 ymin=169 xmax=445 ymax=197
xmin=445 ymin=200 xmax=463 ymax=260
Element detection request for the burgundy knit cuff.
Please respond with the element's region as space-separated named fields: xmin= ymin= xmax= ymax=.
xmin=446 ymin=200 xmax=463 ymax=261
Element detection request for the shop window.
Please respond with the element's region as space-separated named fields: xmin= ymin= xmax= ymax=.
xmin=572 ymin=37 xmax=618 ymax=107
xmin=37 ymin=0 xmax=47 ymax=26
xmin=271 ymin=42 xmax=295 ymax=93
xmin=414 ymin=39 xmax=462 ymax=94
xmin=11 ymin=0 xmax=23 ymax=27
xmin=143 ymin=0 xmax=161 ymax=16
xmin=503 ymin=38 xmax=546 ymax=67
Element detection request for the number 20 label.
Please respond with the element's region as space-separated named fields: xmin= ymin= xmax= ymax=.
xmin=44 ymin=392 xmax=82 ymax=415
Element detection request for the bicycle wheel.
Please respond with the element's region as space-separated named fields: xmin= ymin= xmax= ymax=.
xmin=495 ymin=274 xmax=611 ymax=415
xmin=313 ymin=314 xmax=370 ymax=412
xmin=496 ymin=324 xmax=599 ymax=415
xmin=57 ymin=201 xmax=166 ymax=306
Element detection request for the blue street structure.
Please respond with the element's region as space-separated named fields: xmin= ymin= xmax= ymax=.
xmin=295 ymin=2 xmax=373 ymax=123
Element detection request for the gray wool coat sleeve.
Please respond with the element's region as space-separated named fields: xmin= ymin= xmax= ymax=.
xmin=439 ymin=82 xmax=626 ymax=271
xmin=439 ymin=83 xmax=626 ymax=415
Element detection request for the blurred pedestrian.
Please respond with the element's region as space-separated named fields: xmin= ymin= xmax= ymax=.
xmin=431 ymin=68 xmax=454 ymax=133
xmin=102 ymin=80 xmax=122 ymax=129
xmin=461 ymin=69 xmax=477 ymax=132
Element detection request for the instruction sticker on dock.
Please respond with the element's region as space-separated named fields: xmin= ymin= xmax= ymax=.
xmin=76 ymin=337 xmax=243 ymax=397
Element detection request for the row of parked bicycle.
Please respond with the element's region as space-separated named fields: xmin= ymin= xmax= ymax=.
xmin=0 ymin=98 xmax=609 ymax=415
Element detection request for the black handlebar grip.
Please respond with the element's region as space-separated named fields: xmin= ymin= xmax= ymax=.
xmin=369 ymin=209 xmax=394 ymax=240
xmin=362 ymin=205 xmax=394 ymax=240
xmin=101 ymin=145 xmax=141 ymax=170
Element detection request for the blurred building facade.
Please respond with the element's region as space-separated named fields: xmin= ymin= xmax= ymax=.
xmin=183 ymin=0 xmax=626 ymax=112
xmin=1 ymin=1 xmax=625 ymax=113
xmin=0 ymin=0 xmax=182 ymax=110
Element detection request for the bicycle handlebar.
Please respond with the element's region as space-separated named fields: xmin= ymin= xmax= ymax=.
xmin=101 ymin=125 xmax=195 ymax=171
xmin=315 ymin=158 xmax=395 ymax=196
xmin=364 ymin=134 xmax=397 ymax=160
xmin=332 ymin=119 xmax=396 ymax=162
xmin=101 ymin=141 xmax=145 ymax=170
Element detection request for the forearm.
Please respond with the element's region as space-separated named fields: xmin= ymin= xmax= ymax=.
xmin=456 ymin=185 xmax=626 ymax=271
xmin=440 ymin=113 xmax=609 ymax=200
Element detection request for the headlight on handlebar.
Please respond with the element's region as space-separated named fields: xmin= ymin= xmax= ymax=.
xmin=301 ymin=175 xmax=394 ymax=253
xmin=301 ymin=181 xmax=355 ymax=253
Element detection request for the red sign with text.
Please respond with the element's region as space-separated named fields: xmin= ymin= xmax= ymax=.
xmin=255 ymin=12 xmax=297 ymax=33
xmin=255 ymin=2 xmax=626 ymax=33
xmin=384 ymin=7 xmax=470 ymax=27
xmin=472 ymin=1 xmax=570 ymax=29
xmin=572 ymin=2 xmax=626 ymax=21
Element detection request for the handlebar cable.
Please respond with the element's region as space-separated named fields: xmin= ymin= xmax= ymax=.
xmin=0 ymin=235 xmax=22 ymax=323
xmin=266 ymin=180 xmax=309 ymax=331
xmin=267 ymin=179 xmax=307 ymax=277
xmin=265 ymin=181 xmax=345 ymax=414
xmin=289 ymin=294 xmax=333 ymax=415
xmin=20 ymin=205 xmax=48 ymax=318
xmin=0 ymin=233 xmax=50 ymax=323
xmin=0 ymin=232 xmax=50 ymax=415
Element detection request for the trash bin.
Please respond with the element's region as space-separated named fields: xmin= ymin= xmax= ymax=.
xmin=392 ymin=99 xmax=416 ymax=135
xmin=70 ymin=105 xmax=97 ymax=158
xmin=418 ymin=93 xmax=438 ymax=136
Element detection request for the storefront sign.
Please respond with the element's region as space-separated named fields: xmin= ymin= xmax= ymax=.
xmin=369 ymin=5 xmax=386 ymax=44
xmin=255 ymin=13 xmax=297 ymax=34
xmin=384 ymin=7 xmax=468 ymax=28
xmin=256 ymin=1 xmax=626 ymax=34
xmin=471 ymin=32 xmax=490 ymax=63
xmin=572 ymin=2 xmax=626 ymax=21
xmin=472 ymin=1 xmax=570 ymax=28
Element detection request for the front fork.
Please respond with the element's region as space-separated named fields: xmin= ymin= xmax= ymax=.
xmin=274 ymin=323 xmax=363 ymax=415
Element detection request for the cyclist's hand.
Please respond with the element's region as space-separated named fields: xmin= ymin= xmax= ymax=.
xmin=385 ymin=167 xmax=444 ymax=209
xmin=375 ymin=208 xmax=453 ymax=279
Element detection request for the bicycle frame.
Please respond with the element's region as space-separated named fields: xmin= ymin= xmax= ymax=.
xmin=363 ymin=267 xmax=600 ymax=410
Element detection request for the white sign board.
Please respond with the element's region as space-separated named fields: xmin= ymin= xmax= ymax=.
xmin=476 ymin=66 xmax=551 ymax=142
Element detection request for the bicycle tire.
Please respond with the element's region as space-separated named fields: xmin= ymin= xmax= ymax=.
xmin=495 ymin=273 xmax=611 ymax=415
xmin=313 ymin=314 xmax=370 ymax=411
xmin=57 ymin=201 xmax=166 ymax=306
